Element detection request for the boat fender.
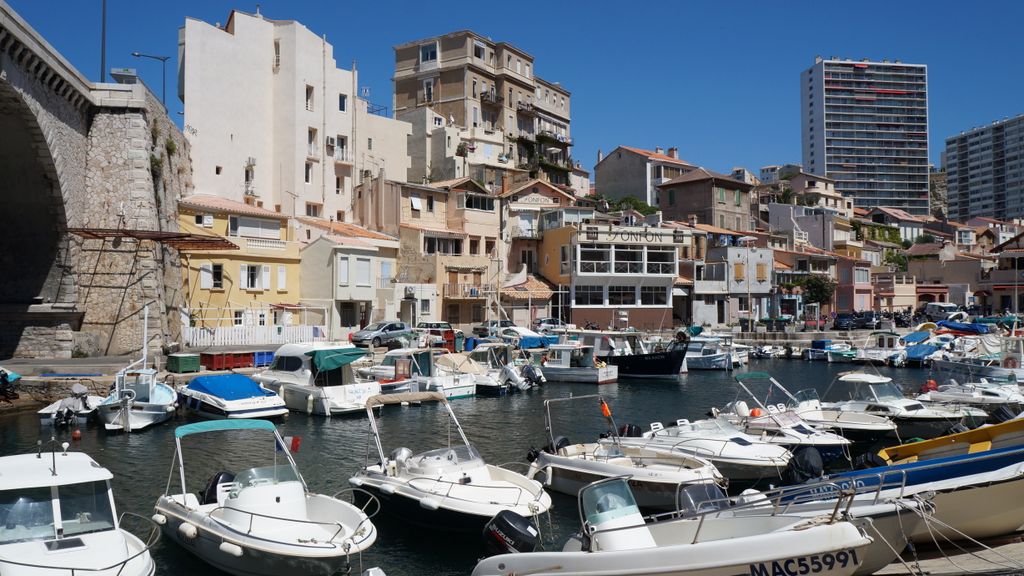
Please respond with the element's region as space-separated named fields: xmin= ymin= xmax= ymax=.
xmin=151 ymin=513 xmax=167 ymax=525
xmin=306 ymin=394 xmax=314 ymax=415
xmin=219 ymin=541 xmax=244 ymax=557
xmin=178 ymin=522 xmax=199 ymax=539
xmin=419 ymin=498 xmax=440 ymax=510
xmin=380 ymin=483 xmax=396 ymax=495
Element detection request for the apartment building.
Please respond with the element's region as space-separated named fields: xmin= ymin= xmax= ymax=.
xmin=759 ymin=164 xmax=802 ymax=184
xmin=801 ymin=57 xmax=929 ymax=215
xmin=501 ymin=179 xmax=577 ymax=277
xmin=946 ymin=114 xmax=1024 ymax=221
xmin=594 ymin=146 xmax=695 ymax=206
xmin=703 ymin=245 xmax=775 ymax=325
xmin=179 ymin=9 xmax=411 ymax=221
xmin=393 ymin=30 xmax=575 ymax=189
xmin=657 ymin=168 xmax=754 ymax=232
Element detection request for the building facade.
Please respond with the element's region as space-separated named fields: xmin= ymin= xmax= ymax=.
xmin=801 ymin=57 xmax=929 ymax=215
xmin=946 ymin=114 xmax=1024 ymax=221
xmin=594 ymin=146 xmax=695 ymax=206
xmin=178 ymin=10 xmax=411 ymax=221
xmin=657 ymin=168 xmax=753 ymax=232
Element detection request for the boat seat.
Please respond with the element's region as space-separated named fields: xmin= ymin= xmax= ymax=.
xmin=675 ymin=419 xmax=690 ymax=427
xmin=649 ymin=422 xmax=664 ymax=433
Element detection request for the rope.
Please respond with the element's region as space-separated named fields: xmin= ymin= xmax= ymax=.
xmin=864 ymin=506 xmax=921 ymax=576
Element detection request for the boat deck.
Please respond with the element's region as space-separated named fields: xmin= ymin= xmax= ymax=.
xmin=877 ymin=534 xmax=1024 ymax=575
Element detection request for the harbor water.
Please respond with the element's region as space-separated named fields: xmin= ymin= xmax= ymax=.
xmin=0 ymin=360 xmax=932 ymax=576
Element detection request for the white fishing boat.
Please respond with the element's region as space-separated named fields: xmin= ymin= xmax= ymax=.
xmin=358 ymin=347 xmax=476 ymax=399
xmin=349 ymin=392 xmax=551 ymax=532
xmin=535 ymin=343 xmax=617 ymax=384
xmin=467 ymin=342 xmax=537 ymax=391
xmin=177 ymin=374 xmax=288 ymax=419
xmin=853 ymin=331 xmax=905 ymax=364
xmin=526 ymin=396 xmax=723 ymax=509
xmin=253 ymin=342 xmax=380 ymax=416
xmin=154 ymin=420 xmax=377 ymax=576
xmin=916 ymin=378 xmax=1024 ymax=410
xmin=471 ymin=477 xmax=872 ymax=576
xmin=618 ymin=418 xmax=792 ymax=486
xmin=683 ymin=336 xmax=733 ymax=370
xmin=37 ymin=382 xmax=104 ymax=427
xmin=824 ymin=372 xmax=987 ymax=439
xmin=0 ymin=442 xmax=158 ymax=576
xmin=435 ymin=352 xmax=509 ymax=397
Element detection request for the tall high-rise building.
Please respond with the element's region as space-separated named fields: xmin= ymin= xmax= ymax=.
xmin=801 ymin=57 xmax=929 ymax=215
xmin=946 ymin=114 xmax=1024 ymax=221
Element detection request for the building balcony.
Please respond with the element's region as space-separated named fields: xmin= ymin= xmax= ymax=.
xmin=537 ymin=130 xmax=572 ymax=147
xmin=538 ymin=156 xmax=572 ymax=173
xmin=331 ymin=148 xmax=353 ymax=164
xmin=244 ymin=237 xmax=288 ymax=251
xmin=516 ymin=101 xmax=537 ymax=116
xmin=511 ymin=227 xmax=541 ymax=240
xmin=480 ymin=92 xmax=504 ymax=107
xmin=444 ymin=283 xmax=488 ymax=299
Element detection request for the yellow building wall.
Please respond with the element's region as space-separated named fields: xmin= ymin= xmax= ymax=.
xmin=538 ymin=226 xmax=575 ymax=286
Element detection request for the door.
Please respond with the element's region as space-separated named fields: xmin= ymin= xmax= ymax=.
xmin=716 ymin=298 xmax=726 ymax=324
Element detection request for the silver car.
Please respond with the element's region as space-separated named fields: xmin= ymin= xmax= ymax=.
xmin=351 ymin=321 xmax=412 ymax=348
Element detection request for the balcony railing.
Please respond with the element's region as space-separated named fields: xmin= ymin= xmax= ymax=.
xmin=646 ymin=262 xmax=675 ymax=274
xmin=579 ymin=261 xmax=610 ymax=274
xmin=512 ymin=227 xmax=541 ymax=240
xmin=613 ymin=262 xmax=644 ymax=274
xmin=516 ymin=101 xmax=536 ymax=115
xmin=444 ymin=283 xmax=487 ymax=299
xmin=537 ymin=130 xmax=573 ymax=146
xmin=480 ymin=92 xmax=504 ymax=106
xmin=332 ymin=148 xmax=353 ymax=163
xmin=246 ymin=238 xmax=287 ymax=251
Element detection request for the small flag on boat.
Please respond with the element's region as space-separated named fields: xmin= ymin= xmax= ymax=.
xmin=278 ymin=435 xmax=302 ymax=453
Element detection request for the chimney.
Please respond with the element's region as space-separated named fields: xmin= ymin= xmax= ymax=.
xmin=667 ymin=147 xmax=678 ymax=159
xmin=687 ymin=214 xmax=698 ymax=227
xmin=597 ymin=148 xmax=603 ymax=163
xmin=655 ymin=146 xmax=664 ymax=155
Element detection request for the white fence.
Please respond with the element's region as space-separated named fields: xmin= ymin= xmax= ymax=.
xmin=182 ymin=324 xmax=328 ymax=348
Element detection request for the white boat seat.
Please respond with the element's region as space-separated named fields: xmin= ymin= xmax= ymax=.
xmin=766 ymin=405 xmax=779 ymax=414
xmin=649 ymin=422 xmax=664 ymax=433
xmin=675 ymin=419 xmax=690 ymax=427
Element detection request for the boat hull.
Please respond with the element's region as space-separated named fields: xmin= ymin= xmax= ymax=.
xmin=600 ymin=348 xmax=686 ymax=378
xmin=97 ymin=402 xmax=175 ymax=432
xmin=914 ymin=475 xmax=1024 ymax=542
xmin=542 ymin=366 xmax=618 ymax=384
xmin=177 ymin=393 xmax=288 ymax=420
xmin=684 ymin=353 xmax=731 ymax=370
xmin=352 ymin=482 xmax=496 ymax=533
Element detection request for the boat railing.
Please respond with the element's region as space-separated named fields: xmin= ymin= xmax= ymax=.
xmin=0 ymin=512 xmax=160 ymax=575
xmin=207 ymin=501 xmax=350 ymax=549
xmin=331 ymin=487 xmax=380 ymax=549
xmin=405 ymin=473 xmax=544 ymax=509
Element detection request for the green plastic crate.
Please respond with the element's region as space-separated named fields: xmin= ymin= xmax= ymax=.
xmin=167 ymin=353 xmax=200 ymax=374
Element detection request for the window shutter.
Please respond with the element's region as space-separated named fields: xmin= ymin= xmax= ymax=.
xmin=278 ymin=265 xmax=287 ymax=291
xmin=734 ymin=262 xmax=745 ymax=280
xmin=199 ymin=263 xmax=213 ymax=289
xmin=756 ymin=263 xmax=767 ymax=282
xmin=240 ymin=264 xmax=248 ymax=289
xmin=262 ymin=265 xmax=271 ymax=290
xmin=202 ymin=214 xmax=214 ymax=227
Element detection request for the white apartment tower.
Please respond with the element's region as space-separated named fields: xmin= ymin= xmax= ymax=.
xmin=178 ymin=10 xmax=411 ymax=221
xmin=801 ymin=57 xmax=929 ymax=216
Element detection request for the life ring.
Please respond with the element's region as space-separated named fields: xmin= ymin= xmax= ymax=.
xmin=1004 ymin=357 xmax=1019 ymax=369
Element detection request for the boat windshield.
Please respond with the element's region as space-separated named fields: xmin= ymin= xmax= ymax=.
xmin=581 ymin=479 xmax=640 ymax=527
xmin=58 ymin=481 xmax=115 ymax=538
xmin=869 ymin=382 xmax=906 ymax=402
xmin=234 ymin=464 xmax=300 ymax=488
xmin=792 ymin=389 xmax=821 ymax=405
xmin=0 ymin=486 xmax=55 ymax=544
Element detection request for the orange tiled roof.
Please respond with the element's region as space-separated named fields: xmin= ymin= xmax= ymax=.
xmin=179 ymin=194 xmax=288 ymax=219
xmin=618 ymin=146 xmax=695 ymax=167
xmin=296 ymin=217 xmax=396 ymax=241
xmin=501 ymin=274 xmax=554 ymax=300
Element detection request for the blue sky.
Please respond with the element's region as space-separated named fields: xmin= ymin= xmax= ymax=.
xmin=9 ymin=0 xmax=1024 ymax=177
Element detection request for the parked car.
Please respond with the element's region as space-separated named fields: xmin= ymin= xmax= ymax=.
xmin=924 ymin=302 xmax=960 ymax=322
xmin=856 ymin=311 xmax=883 ymax=330
xmin=350 ymin=321 xmax=413 ymax=348
xmin=472 ymin=319 xmax=516 ymax=338
xmin=833 ymin=313 xmax=858 ymax=331
xmin=532 ymin=317 xmax=566 ymax=333
xmin=417 ymin=321 xmax=461 ymax=346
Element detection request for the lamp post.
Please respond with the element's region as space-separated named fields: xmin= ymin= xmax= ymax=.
xmin=131 ymin=52 xmax=170 ymax=106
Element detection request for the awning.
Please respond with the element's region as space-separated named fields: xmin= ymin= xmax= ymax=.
xmin=304 ymin=348 xmax=368 ymax=371
xmin=410 ymin=196 xmax=423 ymax=210
xmin=672 ymin=288 xmax=689 ymax=296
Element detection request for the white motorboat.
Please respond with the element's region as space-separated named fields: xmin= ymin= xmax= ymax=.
xmin=534 ymin=343 xmax=618 ymax=384
xmin=154 ymin=420 xmax=377 ymax=575
xmin=0 ymin=443 xmax=158 ymax=576
xmin=349 ymin=392 xmax=552 ymax=532
xmin=471 ymin=477 xmax=872 ymax=576
xmin=435 ymin=352 xmax=508 ymax=396
xmin=560 ymin=329 xmax=688 ymax=378
xmin=824 ymin=372 xmax=987 ymax=439
xmin=916 ymin=378 xmax=1024 ymax=410
xmin=177 ymin=374 xmax=288 ymax=419
xmin=358 ymin=347 xmax=476 ymax=399
xmin=468 ymin=342 xmax=541 ymax=391
xmin=683 ymin=336 xmax=733 ymax=370
xmin=738 ymin=372 xmax=897 ymax=446
xmin=37 ymin=382 xmax=104 ymax=427
xmin=620 ymin=418 xmax=792 ymax=487
xmin=253 ymin=342 xmax=381 ymax=416
xmin=526 ymin=395 xmax=723 ymax=509
xmin=854 ymin=331 xmax=905 ymax=364
xmin=96 ymin=308 xmax=177 ymax=432
xmin=803 ymin=339 xmax=852 ymax=362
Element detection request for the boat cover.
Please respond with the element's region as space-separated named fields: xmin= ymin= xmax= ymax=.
xmin=186 ymin=374 xmax=275 ymax=400
xmin=0 ymin=367 xmax=21 ymax=382
xmin=901 ymin=331 xmax=931 ymax=344
xmin=510 ymin=335 xmax=559 ymax=349
xmin=904 ymin=343 xmax=940 ymax=361
xmin=176 ymin=418 xmax=276 ymax=438
xmin=936 ymin=320 xmax=991 ymax=335
xmin=304 ymin=347 xmax=368 ymax=371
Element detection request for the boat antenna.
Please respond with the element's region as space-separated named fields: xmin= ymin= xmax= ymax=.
xmin=49 ymin=435 xmax=57 ymax=476
xmin=36 ymin=439 xmax=42 ymax=459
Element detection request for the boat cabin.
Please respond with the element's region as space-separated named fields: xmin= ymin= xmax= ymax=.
xmin=468 ymin=342 xmax=513 ymax=370
xmin=541 ymin=343 xmax=600 ymax=369
xmin=261 ymin=342 xmax=368 ymax=386
xmin=380 ymin=348 xmax=437 ymax=379
xmin=868 ymin=331 xmax=901 ymax=351
xmin=562 ymin=330 xmax=649 ymax=357
xmin=116 ymin=368 xmax=161 ymax=402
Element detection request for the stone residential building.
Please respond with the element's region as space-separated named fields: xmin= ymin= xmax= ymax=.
xmin=704 ymin=244 xmax=775 ymax=324
xmin=657 ymin=168 xmax=754 ymax=232
xmin=393 ymin=30 xmax=574 ymax=189
xmin=866 ymin=207 xmax=925 ymax=243
xmin=178 ymin=9 xmax=411 ymax=222
xmin=594 ymin=145 xmax=695 ymax=206
xmin=834 ymin=255 xmax=873 ymax=312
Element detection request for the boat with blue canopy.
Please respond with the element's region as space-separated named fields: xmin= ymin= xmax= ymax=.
xmin=178 ymin=374 xmax=288 ymax=420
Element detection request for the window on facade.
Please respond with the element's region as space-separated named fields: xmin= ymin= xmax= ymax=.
xmin=472 ymin=79 xmax=477 ymax=97
xmin=305 ymin=202 xmax=322 ymax=217
xmin=426 ymin=195 xmax=434 ymax=212
xmin=215 ymin=166 xmax=222 ymax=175
xmin=424 ymin=237 xmax=463 ymax=255
xmin=734 ymin=190 xmax=741 ymax=206
xmin=233 ymin=310 xmax=244 ymax=326
xmin=228 ymin=216 xmax=239 ymax=236
xmin=525 ymin=63 xmax=531 ymax=78
xmin=485 ymin=239 xmax=495 ymax=256
xmin=424 ymin=79 xmax=434 ymax=103
xmin=304 ymin=162 xmax=313 ymax=184
xmin=420 ymin=43 xmax=437 ymax=63
xmin=335 ymin=176 xmax=342 ymax=195
xmin=854 ymin=268 xmax=870 ymax=283
xmin=338 ymin=93 xmax=347 ymax=111
xmin=420 ymin=299 xmax=430 ymax=314
xmin=367 ymin=137 xmax=373 ymax=151
xmin=719 ymin=214 xmax=725 ymax=228
xmin=560 ymin=245 xmax=571 ymax=275
xmin=738 ymin=296 xmax=749 ymax=312
xmin=736 ymin=216 xmax=742 ymax=231
xmin=756 ymin=263 xmax=767 ymax=282
xmin=459 ymin=193 xmax=495 ymax=211
xmin=574 ymin=285 xmax=603 ymax=305
xmin=241 ymin=264 xmax=263 ymax=290
xmin=608 ymin=285 xmax=637 ymax=306
xmin=380 ymin=261 xmax=392 ymax=285
xmin=469 ymin=238 xmax=479 ymax=255
xmin=337 ymin=256 xmax=349 ymax=285
xmin=474 ymin=42 xmax=485 ymax=59
xmin=277 ymin=265 xmax=287 ymax=291
xmin=211 ymin=264 xmax=223 ymax=289
xmin=305 ymin=85 xmax=314 ymax=111
xmin=734 ymin=262 xmax=746 ymax=281
xmin=640 ymin=286 xmax=667 ymax=306
xmin=355 ymin=258 xmax=371 ymax=286
xmin=472 ymin=304 xmax=484 ymax=323
xmin=516 ymin=59 xmax=522 ymax=74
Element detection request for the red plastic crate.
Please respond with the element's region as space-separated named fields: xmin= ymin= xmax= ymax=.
xmin=200 ymin=352 xmax=230 ymax=371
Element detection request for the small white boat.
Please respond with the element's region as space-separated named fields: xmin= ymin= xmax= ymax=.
xmin=526 ymin=395 xmax=723 ymax=510
xmin=359 ymin=347 xmax=476 ymax=399
xmin=854 ymin=331 xmax=905 ymax=364
xmin=37 ymin=382 xmax=104 ymax=427
xmin=916 ymin=378 xmax=1024 ymax=410
xmin=254 ymin=342 xmax=381 ymax=416
xmin=435 ymin=352 xmax=508 ymax=396
xmin=467 ymin=342 xmax=539 ymax=391
xmin=349 ymin=392 xmax=552 ymax=532
xmin=683 ymin=337 xmax=733 ymax=370
xmin=0 ymin=442 xmax=158 ymax=576
xmin=154 ymin=420 xmax=377 ymax=575
xmin=535 ymin=343 xmax=617 ymax=384
xmin=177 ymin=374 xmax=288 ymax=419
xmin=471 ymin=477 xmax=872 ymax=576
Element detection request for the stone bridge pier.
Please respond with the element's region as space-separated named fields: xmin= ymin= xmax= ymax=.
xmin=0 ymin=2 xmax=190 ymax=358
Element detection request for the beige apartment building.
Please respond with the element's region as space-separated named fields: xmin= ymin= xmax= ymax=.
xmin=393 ymin=30 xmax=576 ymax=190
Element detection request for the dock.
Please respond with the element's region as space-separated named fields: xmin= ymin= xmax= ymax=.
xmin=878 ymin=535 xmax=1024 ymax=575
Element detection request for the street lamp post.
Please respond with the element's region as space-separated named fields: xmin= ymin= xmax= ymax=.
xmin=131 ymin=52 xmax=170 ymax=106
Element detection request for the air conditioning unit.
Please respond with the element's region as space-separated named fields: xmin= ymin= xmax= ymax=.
xmin=246 ymin=156 xmax=257 ymax=166
xmin=326 ymin=136 xmax=336 ymax=147
xmin=403 ymin=286 xmax=416 ymax=299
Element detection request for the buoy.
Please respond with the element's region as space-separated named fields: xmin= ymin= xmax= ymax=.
xmin=178 ymin=522 xmax=198 ymax=539
xmin=71 ymin=429 xmax=82 ymax=441
xmin=750 ymin=408 xmax=764 ymax=418
xmin=219 ymin=541 xmax=244 ymax=557
xmin=151 ymin=513 xmax=167 ymax=525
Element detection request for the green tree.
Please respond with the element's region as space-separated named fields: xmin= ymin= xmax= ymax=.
xmin=884 ymin=250 xmax=908 ymax=271
xmin=796 ymin=274 xmax=837 ymax=306
xmin=914 ymin=233 xmax=936 ymax=244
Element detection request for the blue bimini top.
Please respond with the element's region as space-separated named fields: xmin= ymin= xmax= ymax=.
xmin=186 ymin=374 xmax=275 ymax=401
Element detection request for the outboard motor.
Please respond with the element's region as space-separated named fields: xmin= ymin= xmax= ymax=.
xmin=618 ymin=424 xmax=642 ymax=438
xmin=389 ymin=447 xmax=413 ymax=474
xmin=481 ymin=510 xmax=540 ymax=557
xmin=781 ymin=447 xmax=824 ymax=486
xmin=501 ymin=364 xmax=529 ymax=391
xmin=541 ymin=436 xmax=570 ymax=455
xmin=54 ymin=407 xmax=76 ymax=428
xmin=200 ymin=471 xmax=235 ymax=505
xmin=522 ymin=363 xmax=546 ymax=386
xmin=852 ymin=452 xmax=887 ymax=470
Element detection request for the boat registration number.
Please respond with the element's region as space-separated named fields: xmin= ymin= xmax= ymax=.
xmin=749 ymin=549 xmax=860 ymax=576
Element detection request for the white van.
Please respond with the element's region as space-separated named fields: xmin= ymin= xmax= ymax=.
xmin=925 ymin=302 xmax=959 ymax=322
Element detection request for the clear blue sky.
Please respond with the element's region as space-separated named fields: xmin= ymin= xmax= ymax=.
xmin=9 ymin=0 xmax=1024 ymax=177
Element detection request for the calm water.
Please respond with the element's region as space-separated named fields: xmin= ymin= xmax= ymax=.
xmin=0 ymin=360 xmax=932 ymax=576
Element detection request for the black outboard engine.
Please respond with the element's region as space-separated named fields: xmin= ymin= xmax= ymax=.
xmin=54 ymin=408 xmax=76 ymax=428
xmin=482 ymin=510 xmax=539 ymax=557
xmin=989 ymin=405 xmax=1018 ymax=425
xmin=541 ymin=436 xmax=570 ymax=455
xmin=851 ymin=452 xmax=887 ymax=470
xmin=618 ymin=424 xmax=642 ymax=438
xmin=200 ymin=471 xmax=235 ymax=505
xmin=781 ymin=447 xmax=824 ymax=486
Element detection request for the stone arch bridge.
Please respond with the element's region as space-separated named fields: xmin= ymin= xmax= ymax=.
xmin=0 ymin=1 xmax=190 ymax=358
